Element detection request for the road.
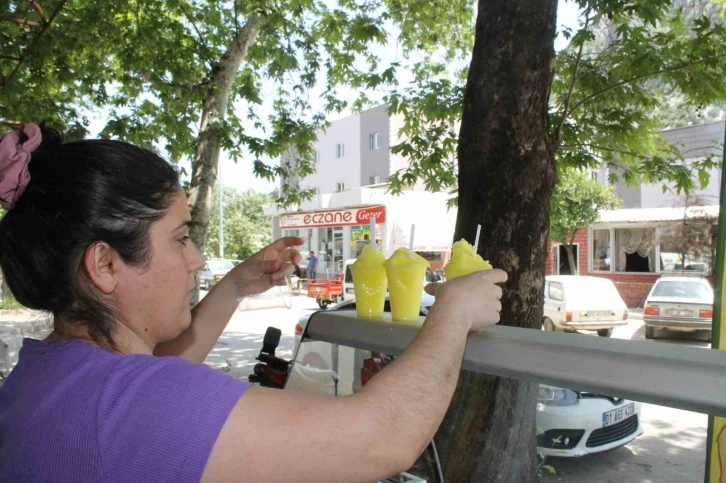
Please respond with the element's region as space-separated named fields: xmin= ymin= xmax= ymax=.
xmin=0 ymin=297 xmax=711 ymax=482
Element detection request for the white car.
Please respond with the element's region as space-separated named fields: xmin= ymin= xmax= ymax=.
xmin=292 ymin=298 xmax=643 ymax=457
xmin=537 ymin=385 xmax=643 ymax=457
xmin=543 ymin=276 xmax=629 ymax=337
xmin=643 ymin=276 xmax=713 ymax=341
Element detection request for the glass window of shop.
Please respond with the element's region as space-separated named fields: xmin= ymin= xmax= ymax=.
xmin=350 ymin=225 xmax=382 ymax=258
xmin=319 ymin=227 xmax=344 ymax=275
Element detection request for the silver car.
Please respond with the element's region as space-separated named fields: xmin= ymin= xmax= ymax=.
xmin=643 ymin=276 xmax=713 ymax=341
xmin=199 ymin=259 xmax=235 ymax=290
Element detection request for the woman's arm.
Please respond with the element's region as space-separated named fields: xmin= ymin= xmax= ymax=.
xmin=202 ymin=269 xmax=506 ymax=483
xmin=153 ymin=274 xmax=240 ymax=362
xmin=154 ymin=237 xmax=302 ymax=362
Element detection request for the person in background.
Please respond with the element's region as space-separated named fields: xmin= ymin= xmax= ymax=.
xmin=307 ymin=250 xmax=318 ymax=280
xmin=0 ymin=123 xmax=506 ymax=483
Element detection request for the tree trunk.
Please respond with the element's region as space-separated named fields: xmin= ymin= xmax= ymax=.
xmin=565 ymin=243 xmax=577 ymax=274
xmin=187 ymin=17 xmax=259 ymax=305
xmin=434 ymin=2 xmax=558 ymax=482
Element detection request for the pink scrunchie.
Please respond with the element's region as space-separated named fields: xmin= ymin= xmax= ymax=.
xmin=0 ymin=123 xmax=41 ymax=210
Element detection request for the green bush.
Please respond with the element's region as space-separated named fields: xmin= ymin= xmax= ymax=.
xmin=0 ymin=295 xmax=23 ymax=311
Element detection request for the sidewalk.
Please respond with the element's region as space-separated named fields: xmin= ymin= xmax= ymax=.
xmin=0 ymin=310 xmax=52 ymax=374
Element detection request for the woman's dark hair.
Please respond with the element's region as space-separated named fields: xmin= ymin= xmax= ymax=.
xmin=0 ymin=127 xmax=181 ymax=348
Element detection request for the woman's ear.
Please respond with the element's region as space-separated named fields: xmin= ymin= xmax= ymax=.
xmin=83 ymin=242 xmax=118 ymax=294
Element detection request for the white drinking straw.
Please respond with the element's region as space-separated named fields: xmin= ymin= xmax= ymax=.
xmin=370 ymin=216 xmax=377 ymax=250
xmin=409 ymin=224 xmax=415 ymax=258
xmin=474 ymin=224 xmax=482 ymax=251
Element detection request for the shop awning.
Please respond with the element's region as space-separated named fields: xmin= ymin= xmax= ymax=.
xmin=593 ymin=205 xmax=719 ymax=228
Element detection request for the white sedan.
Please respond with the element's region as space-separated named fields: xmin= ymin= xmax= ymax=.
xmin=537 ymin=385 xmax=643 ymax=457
xmin=292 ymin=298 xmax=644 ymax=457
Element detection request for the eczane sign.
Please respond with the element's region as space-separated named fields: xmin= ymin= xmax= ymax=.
xmin=280 ymin=205 xmax=387 ymax=229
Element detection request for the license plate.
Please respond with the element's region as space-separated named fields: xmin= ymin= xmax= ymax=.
xmin=587 ymin=311 xmax=611 ymax=317
xmin=668 ymin=309 xmax=692 ymax=317
xmin=602 ymin=403 xmax=634 ymax=427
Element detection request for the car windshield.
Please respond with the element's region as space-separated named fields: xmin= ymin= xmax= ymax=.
xmin=651 ymin=280 xmax=712 ymax=299
xmin=209 ymin=260 xmax=234 ymax=271
xmin=562 ymin=279 xmax=621 ymax=302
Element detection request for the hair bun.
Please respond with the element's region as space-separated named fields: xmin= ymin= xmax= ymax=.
xmin=34 ymin=126 xmax=63 ymax=154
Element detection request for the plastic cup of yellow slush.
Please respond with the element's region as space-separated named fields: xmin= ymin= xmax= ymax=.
xmin=350 ymin=245 xmax=388 ymax=318
xmin=444 ymin=239 xmax=493 ymax=280
xmin=384 ymin=248 xmax=431 ymax=322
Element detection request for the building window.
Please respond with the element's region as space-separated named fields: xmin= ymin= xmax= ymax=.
xmin=369 ymin=176 xmax=381 ymax=185
xmin=336 ymin=182 xmax=345 ymax=192
xmin=314 ymin=151 xmax=320 ymax=164
xmin=369 ymin=132 xmax=380 ymax=150
xmin=591 ymin=229 xmax=611 ymax=272
xmin=614 ymin=228 xmax=656 ymax=273
xmin=336 ymin=144 xmax=345 ymax=159
xmin=591 ymin=170 xmax=598 ymax=182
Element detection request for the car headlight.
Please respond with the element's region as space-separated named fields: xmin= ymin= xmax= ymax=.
xmin=538 ymin=385 xmax=578 ymax=406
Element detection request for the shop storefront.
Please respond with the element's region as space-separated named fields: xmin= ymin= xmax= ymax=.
xmin=266 ymin=187 xmax=456 ymax=278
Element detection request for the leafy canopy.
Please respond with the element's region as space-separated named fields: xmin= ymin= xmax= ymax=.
xmin=387 ymin=0 xmax=726 ymax=199
xmin=1 ymin=0 xmax=474 ymax=207
xmin=549 ymin=168 xmax=620 ymax=246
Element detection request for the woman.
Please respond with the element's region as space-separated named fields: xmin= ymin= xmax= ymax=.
xmin=0 ymin=124 xmax=506 ymax=483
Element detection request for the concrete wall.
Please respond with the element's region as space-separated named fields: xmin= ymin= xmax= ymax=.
xmin=359 ymin=105 xmax=391 ymax=185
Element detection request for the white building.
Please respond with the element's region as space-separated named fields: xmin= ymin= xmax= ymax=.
xmin=611 ymin=121 xmax=724 ymax=208
xmin=266 ymin=105 xmax=456 ymax=275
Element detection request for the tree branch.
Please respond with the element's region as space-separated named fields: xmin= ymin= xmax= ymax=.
xmin=561 ymin=143 xmax=659 ymax=161
xmin=29 ymin=1 xmax=47 ymax=22
xmin=554 ymin=7 xmax=592 ymax=144
xmin=0 ymin=15 xmax=41 ymax=27
xmin=0 ymin=0 xmax=67 ymax=90
xmin=177 ymin=1 xmax=216 ymax=69
xmin=567 ymin=52 xmax=726 ymax=117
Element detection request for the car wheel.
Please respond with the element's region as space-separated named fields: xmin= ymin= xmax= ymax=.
xmin=319 ymin=300 xmax=330 ymax=310
xmin=645 ymin=325 xmax=655 ymax=340
xmin=204 ymin=280 xmax=211 ymax=291
xmin=543 ymin=318 xmax=556 ymax=332
xmin=597 ymin=328 xmax=613 ymax=337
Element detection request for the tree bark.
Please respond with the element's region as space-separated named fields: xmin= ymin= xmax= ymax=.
xmin=565 ymin=244 xmax=577 ymax=275
xmin=187 ymin=17 xmax=259 ymax=305
xmin=434 ymin=2 xmax=558 ymax=482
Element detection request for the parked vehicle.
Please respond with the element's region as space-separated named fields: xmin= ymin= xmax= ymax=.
xmin=643 ymin=275 xmax=713 ymax=341
xmin=543 ymin=276 xmax=629 ymax=337
xmin=292 ymin=298 xmax=642 ymax=457
xmin=307 ymin=272 xmax=344 ymax=309
xmin=199 ymin=259 xmax=235 ymax=290
xmin=537 ymin=385 xmax=643 ymax=457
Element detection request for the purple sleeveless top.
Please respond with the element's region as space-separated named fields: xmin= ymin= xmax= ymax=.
xmin=0 ymin=338 xmax=251 ymax=482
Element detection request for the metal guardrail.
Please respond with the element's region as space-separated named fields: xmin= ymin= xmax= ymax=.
xmin=304 ymin=311 xmax=726 ymax=417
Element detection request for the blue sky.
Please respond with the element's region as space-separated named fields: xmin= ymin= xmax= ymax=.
xmin=90 ymin=1 xmax=582 ymax=194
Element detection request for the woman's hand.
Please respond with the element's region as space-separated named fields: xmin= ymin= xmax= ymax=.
xmin=229 ymin=237 xmax=303 ymax=297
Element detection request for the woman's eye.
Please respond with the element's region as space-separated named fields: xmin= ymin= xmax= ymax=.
xmin=179 ymin=236 xmax=191 ymax=245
